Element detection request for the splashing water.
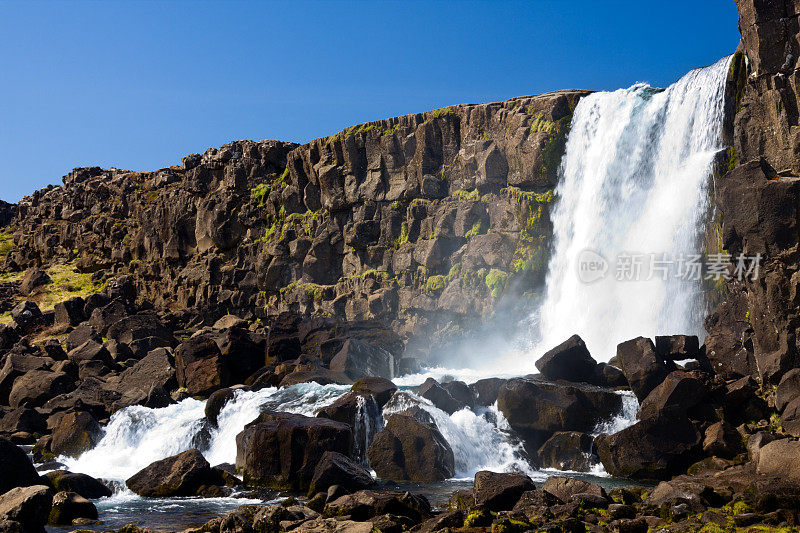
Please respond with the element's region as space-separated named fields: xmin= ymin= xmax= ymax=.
xmin=534 ymin=56 xmax=732 ymax=362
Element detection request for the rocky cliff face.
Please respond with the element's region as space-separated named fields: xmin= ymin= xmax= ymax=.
xmin=706 ymin=0 xmax=800 ymax=384
xmin=2 ymin=90 xmax=589 ymax=353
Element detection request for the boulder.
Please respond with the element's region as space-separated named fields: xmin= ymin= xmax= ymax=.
xmin=43 ymin=471 xmax=111 ymax=499
xmin=307 ymin=451 xmax=375 ymax=496
xmin=107 ymin=314 xmax=174 ymax=347
xmin=65 ymin=325 xmax=101 ymax=352
xmin=279 ymin=370 xmax=351 ymax=388
xmin=174 ymin=335 xmax=229 ymax=396
xmin=350 ymin=377 xmax=397 ymax=408
xmin=366 ymin=413 xmax=454 ymax=482
xmin=53 ymin=297 xmax=85 ymax=328
xmin=616 ymin=337 xmax=670 ymax=401
xmin=235 ymin=411 xmax=353 ymax=490
xmin=542 ymin=476 xmax=607 ymax=504
xmin=66 ymin=340 xmax=112 ymax=366
xmin=214 ymin=314 xmax=247 ymax=330
xmin=776 ymin=368 xmax=800 ymax=412
xmin=512 ymin=489 xmax=563 ymax=517
xmin=537 ymin=431 xmax=595 ymax=471
xmin=702 ymin=421 xmax=742 ymax=459
xmin=654 ymin=335 xmax=701 ymax=361
xmin=48 ymin=491 xmax=97 ymax=525
xmin=115 ymin=347 xmax=176 ymax=406
xmin=780 ymin=397 xmax=800 ymax=437
xmin=0 ymin=438 xmax=41 ymax=495
xmin=756 ymin=439 xmax=800 ymax=483
xmin=205 ymin=388 xmax=236 ymax=426
xmin=329 ymin=339 xmax=394 ymax=381
xmin=10 ymin=301 xmax=41 ymax=331
xmin=208 ymin=327 xmax=266 ymax=385
xmin=414 ymin=378 xmax=467 ymax=414
xmin=0 ymin=485 xmax=53 ymax=532
xmin=470 ymin=378 xmax=507 ymax=406
xmin=594 ymin=363 xmax=628 ymax=388
xmin=126 ymin=448 xmax=222 ymax=497
xmin=316 ymin=392 xmax=380 ymax=459
xmin=441 ymin=381 xmax=475 ymax=410
xmin=535 ymin=334 xmax=598 ymax=384
xmin=637 ymin=371 xmax=706 ymax=421
xmin=102 ymin=275 xmax=136 ymax=303
xmin=0 ymin=408 xmax=46 ymax=437
xmin=20 ymin=269 xmax=49 ymax=295
xmin=88 ymin=299 xmax=130 ymax=334
xmin=472 ymin=471 xmax=534 ymax=511
xmin=324 ymin=490 xmax=430 ymax=522
xmin=0 ymin=324 xmax=19 ymax=351
xmin=8 ymin=371 xmax=75 ymax=409
xmin=50 ymin=411 xmax=100 ymax=457
xmin=595 ymin=417 xmax=702 ymax=480
xmin=496 ymin=378 xmax=622 ymax=447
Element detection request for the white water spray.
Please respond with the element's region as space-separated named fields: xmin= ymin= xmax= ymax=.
xmin=535 ymin=56 xmax=732 ymax=361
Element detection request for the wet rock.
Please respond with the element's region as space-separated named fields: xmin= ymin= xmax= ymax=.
xmin=366 ymin=412 xmax=454 ymax=482
xmin=595 ymin=417 xmax=702 ymax=480
xmin=496 ymin=378 xmax=621 ymax=447
xmin=205 ymin=388 xmax=236 ymax=426
xmin=537 ymin=431 xmax=595 ymax=471
xmin=174 ymin=335 xmax=229 ymax=396
xmin=350 ymin=377 xmax=397 ymax=408
xmin=279 ymin=369 xmax=351 ymax=388
xmin=126 ymin=448 xmax=222 ymax=497
xmin=655 ymin=335 xmax=701 ymax=361
xmin=308 ymin=451 xmax=374 ymax=496
xmin=470 ymin=378 xmax=507 ymax=406
xmin=472 ymin=470 xmax=534 ymax=511
xmin=414 ymin=378 xmax=466 ymax=415
xmin=50 ymin=411 xmax=100 ymax=457
xmin=0 ymin=438 xmax=41 ymax=495
xmin=235 ymin=411 xmax=353 ymax=490
xmin=0 ymin=485 xmax=53 ymax=533
xmin=441 ymin=381 xmax=475 ymax=410
xmin=48 ymin=491 xmax=97 ymax=525
xmin=594 ymin=363 xmax=627 ymax=388
xmin=43 ymin=471 xmax=111 ymax=499
xmin=316 ymin=392 xmax=380 ymax=459
xmin=616 ymin=337 xmax=669 ymax=401
xmin=536 ymin=334 xmax=598 ymax=384
xmin=329 ymin=339 xmax=394 ymax=381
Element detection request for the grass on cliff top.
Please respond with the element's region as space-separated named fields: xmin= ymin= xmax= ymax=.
xmin=0 ymin=262 xmax=100 ymax=324
xmin=0 ymin=229 xmax=14 ymax=262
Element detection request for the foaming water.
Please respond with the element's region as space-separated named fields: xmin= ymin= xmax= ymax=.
xmin=62 ymin=383 xmax=350 ymax=481
xmin=532 ymin=56 xmax=732 ymax=362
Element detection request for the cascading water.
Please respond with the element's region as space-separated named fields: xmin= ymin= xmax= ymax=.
xmin=536 ymin=56 xmax=732 ymax=362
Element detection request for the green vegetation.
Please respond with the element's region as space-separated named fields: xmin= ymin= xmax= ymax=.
xmin=453 ymin=189 xmax=480 ymax=202
xmin=410 ymin=198 xmax=430 ymax=208
xmin=0 ymin=229 xmax=14 ymax=261
xmin=390 ymin=200 xmax=403 ymax=210
xmin=423 ymin=274 xmax=446 ymax=294
xmin=426 ymin=106 xmax=455 ymax=122
xmin=725 ymin=146 xmax=738 ymax=172
xmin=250 ymin=183 xmax=271 ymax=207
xmin=528 ymin=112 xmax=558 ymax=134
xmin=729 ymin=49 xmax=747 ymax=114
xmin=485 ymin=269 xmax=508 ymax=298
xmin=394 ymin=222 xmax=409 ymax=249
xmin=465 ymin=220 xmax=485 ymax=238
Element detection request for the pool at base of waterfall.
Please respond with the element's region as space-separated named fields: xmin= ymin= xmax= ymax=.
xmin=41 ymin=377 xmax=642 ymax=532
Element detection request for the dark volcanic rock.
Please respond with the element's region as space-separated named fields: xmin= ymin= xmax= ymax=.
xmin=366 ymin=412 xmax=454 ymax=482
xmin=616 ymin=337 xmax=669 ymax=401
xmin=50 ymin=411 xmax=100 ymax=457
xmin=0 ymin=485 xmax=53 ymax=532
xmin=470 ymin=378 xmax=508 ymax=406
xmin=126 ymin=448 xmax=221 ymax=497
xmin=324 ymin=490 xmax=430 ymax=522
xmin=595 ymin=416 xmax=702 ymax=480
xmin=316 ymin=391 xmax=380 ymax=459
xmin=536 ymin=334 xmax=598 ymax=384
xmin=235 ymin=411 xmax=353 ymax=490
xmin=308 ymin=451 xmax=375 ymax=496
xmin=414 ymin=378 xmax=467 ymax=415
xmin=53 ymin=297 xmax=86 ymax=328
xmin=542 ymin=476 xmax=607 ymax=504
xmin=350 ymin=377 xmax=397 ymax=408
xmin=174 ymin=335 xmax=228 ymax=396
xmin=8 ymin=370 xmax=75 ymax=409
xmin=0 ymin=438 xmax=41 ymax=495
xmin=537 ymin=431 xmax=595 ymax=471
xmin=637 ymin=371 xmax=706 ymax=421
xmin=472 ymin=470 xmax=535 ymax=511
xmin=329 ymin=339 xmax=395 ymax=381
xmin=496 ymin=378 xmax=621 ymax=448
xmin=205 ymin=388 xmax=236 ymax=426
xmin=48 ymin=491 xmax=97 ymax=525
xmin=655 ymin=335 xmax=700 ymax=361
xmin=44 ymin=471 xmax=111 ymax=499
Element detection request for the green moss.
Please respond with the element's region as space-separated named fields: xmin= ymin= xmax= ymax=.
xmin=277 ymin=168 xmax=290 ymax=190
xmin=485 ymin=269 xmax=508 ymax=298
xmin=0 ymin=229 xmax=14 ymax=261
xmin=528 ymin=112 xmax=557 ymax=134
xmin=410 ymin=198 xmax=430 ymax=208
xmin=360 ymin=269 xmax=390 ymax=281
xmin=725 ymin=146 xmax=738 ymax=172
xmin=426 ymin=106 xmax=455 ymax=122
xmin=465 ymin=220 xmax=485 ymax=238
xmin=251 ymin=183 xmax=271 ymax=207
xmin=463 ymin=508 xmax=492 ymax=528
xmin=390 ymin=200 xmax=403 ymax=210
xmin=394 ymin=222 xmax=409 ymax=249
xmin=729 ymin=49 xmax=747 ymax=114
xmin=453 ymin=189 xmax=480 ymax=202
xmin=424 ymin=274 xmax=446 ymax=294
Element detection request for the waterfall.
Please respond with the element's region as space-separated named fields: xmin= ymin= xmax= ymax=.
xmin=536 ymin=55 xmax=732 ymax=362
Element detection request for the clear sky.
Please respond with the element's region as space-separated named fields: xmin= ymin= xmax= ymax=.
xmin=0 ymin=0 xmax=741 ymax=203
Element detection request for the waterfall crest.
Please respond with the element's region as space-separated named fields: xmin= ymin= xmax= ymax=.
xmin=536 ymin=56 xmax=732 ymax=361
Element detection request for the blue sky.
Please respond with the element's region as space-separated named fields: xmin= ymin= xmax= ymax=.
xmin=0 ymin=0 xmax=740 ymax=202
